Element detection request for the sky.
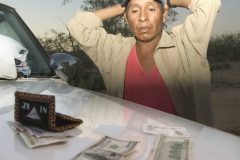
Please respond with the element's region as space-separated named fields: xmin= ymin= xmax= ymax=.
xmin=0 ymin=0 xmax=239 ymax=37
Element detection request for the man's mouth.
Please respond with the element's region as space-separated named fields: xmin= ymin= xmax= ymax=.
xmin=139 ymin=27 xmax=150 ymax=32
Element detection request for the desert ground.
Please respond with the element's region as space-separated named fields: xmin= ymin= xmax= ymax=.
xmin=210 ymin=62 xmax=240 ymax=136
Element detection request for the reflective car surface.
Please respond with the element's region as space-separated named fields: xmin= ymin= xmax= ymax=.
xmin=0 ymin=3 xmax=240 ymax=160
xmin=1 ymin=78 xmax=240 ymax=160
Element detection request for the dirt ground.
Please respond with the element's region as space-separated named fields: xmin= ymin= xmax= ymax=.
xmin=210 ymin=62 xmax=240 ymax=136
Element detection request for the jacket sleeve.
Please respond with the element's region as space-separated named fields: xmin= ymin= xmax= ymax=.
xmin=67 ymin=11 xmax=130 ymax=73
xmin=172 ymin=0 xmax=221 ymax=58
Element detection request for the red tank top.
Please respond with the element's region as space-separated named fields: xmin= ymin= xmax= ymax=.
xmin=124 ymin=46 xmax=177 ymax=115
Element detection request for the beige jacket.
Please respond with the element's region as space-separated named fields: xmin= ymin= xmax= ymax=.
xmin=68 ymin=0 xmax=221 ymax=125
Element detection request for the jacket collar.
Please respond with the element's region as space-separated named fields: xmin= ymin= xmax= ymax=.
xmin=156 ymin=30 xmax=176 ymax=49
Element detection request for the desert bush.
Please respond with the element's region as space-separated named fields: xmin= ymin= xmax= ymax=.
xmin=210 ymin=62 xmax=230 ymax=71
xmin=208 ymin=33 xmax=240 ymax=62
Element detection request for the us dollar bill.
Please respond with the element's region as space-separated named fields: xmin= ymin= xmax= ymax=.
xmin=18 ymin=131 xmax=67 ymax=149
xmin=8 ymin=121 xmax=80 ymax=137
xmin=8 ymin=121 xmax=67 ymax=149
xmin=152 ymin=134 xmax=191 ymax=160
xmin=142 ymin=124 xmax=190 ymax=138
xmin=72 ymin=136 xmax=138 ymax=160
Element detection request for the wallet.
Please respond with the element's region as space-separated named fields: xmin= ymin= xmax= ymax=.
xmin=14 ymin=91 xmax=83 ymax=132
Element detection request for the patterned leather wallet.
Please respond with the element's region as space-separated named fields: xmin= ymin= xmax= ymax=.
xmin=14 ymin=91 xmax=83 ymax=132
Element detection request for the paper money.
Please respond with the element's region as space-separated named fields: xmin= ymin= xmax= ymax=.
xmin=8 ymin=121 xmax=68 ymax=149
xmin=8 ymin=121 xmax=77 ymax=137
xmin=18 ymin=131 xmax=67 ymax=149
xmin=72 ymin=136 xmax=138 ymax=160
xmin=152 ymin=134 xmax=191 ymax=160
xmin=142 ymin=124 xmax=190 ymax=138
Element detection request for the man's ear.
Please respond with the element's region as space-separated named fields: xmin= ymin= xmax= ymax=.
xmin=124 ymin=13 xmax=128 ymax=25
xmin=162 ymin=1 xmax=169 ymax=23
xmin=162 ymin=8 xmax=168 ymax=23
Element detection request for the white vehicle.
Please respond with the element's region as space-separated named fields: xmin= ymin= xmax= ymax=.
xmin=0 ymin=3 xmax=239 ymax=160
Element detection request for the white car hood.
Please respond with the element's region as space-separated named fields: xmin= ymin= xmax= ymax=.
xmin=0 ymin=78 xmax=128 ymax=128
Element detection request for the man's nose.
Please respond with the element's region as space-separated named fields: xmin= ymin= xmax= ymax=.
xmin=138 ymin=10 xmax=148 ymax=22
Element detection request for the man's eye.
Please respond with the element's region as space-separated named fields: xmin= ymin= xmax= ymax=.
xmin=131 ymin=9 xmax=139 ymax=13
xmin=149 ymin=7 xmax=156 ymax=12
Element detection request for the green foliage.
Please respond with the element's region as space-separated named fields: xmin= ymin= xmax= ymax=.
xmin=38 ymin=29 xmax=80 ymax=56
xmin=208 ymin=33 xmax=240 ymax=62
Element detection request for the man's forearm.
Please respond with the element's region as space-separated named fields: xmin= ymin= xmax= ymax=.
xmin=94 ymin=4 xmax=125 ymax=21
xmin=168 ymin=0 xmax=191 ymax=8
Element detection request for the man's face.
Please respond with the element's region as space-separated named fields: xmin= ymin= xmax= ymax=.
xmin=125 ymin=0 xmax=164 ymax=43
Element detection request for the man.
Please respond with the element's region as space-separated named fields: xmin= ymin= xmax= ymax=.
xmin=68 ymin=0 xmax=221 ymax=125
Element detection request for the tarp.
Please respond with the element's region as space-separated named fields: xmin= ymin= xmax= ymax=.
xmin=0 ymin=34 xmax=29 ymax=79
